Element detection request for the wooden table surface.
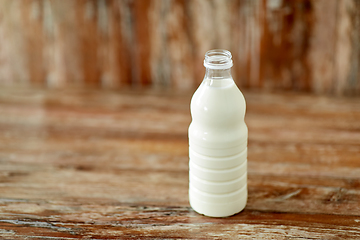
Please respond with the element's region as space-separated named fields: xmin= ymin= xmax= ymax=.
xmin=0 ymin=88 xmax=359 ymax=239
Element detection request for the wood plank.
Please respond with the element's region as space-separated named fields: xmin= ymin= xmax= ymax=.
xmin=0 ymin=0 xmax=360 ymax=95
xmin=0 ymin=88 xmax=359 ymax=238
xmin=1 ymin=200 xmax=360 ymax=239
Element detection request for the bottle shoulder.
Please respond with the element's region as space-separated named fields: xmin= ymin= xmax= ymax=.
xmin=190 ymin=81 xmax=246 ymax=125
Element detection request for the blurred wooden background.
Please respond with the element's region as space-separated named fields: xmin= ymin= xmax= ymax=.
xmin=0 ymin=0 xmax=359 ymax=95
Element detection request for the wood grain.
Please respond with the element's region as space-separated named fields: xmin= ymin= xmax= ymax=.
xmin=0 ymin=0 xmax=359 ymax=95
xmin=0 ymin=87 xmax=359 ymax=239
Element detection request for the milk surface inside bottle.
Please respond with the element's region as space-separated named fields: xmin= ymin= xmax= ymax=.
xmin=188 ymin=49 xmax=248 ymax=217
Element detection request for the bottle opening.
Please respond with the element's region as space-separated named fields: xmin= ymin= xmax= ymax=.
xmin=204 ymin=49 xmax=233 ymax=70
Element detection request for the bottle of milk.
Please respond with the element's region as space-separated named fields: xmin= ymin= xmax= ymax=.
xmin=188 ymin=49 xmax=248 ymax=217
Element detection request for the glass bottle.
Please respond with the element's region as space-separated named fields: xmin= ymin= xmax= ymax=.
xmin=188 ymin=49 xmax=248 ymax=217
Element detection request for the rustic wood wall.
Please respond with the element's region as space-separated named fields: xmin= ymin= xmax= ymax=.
xmin=0 ymin=0 xmax=359 ymax=95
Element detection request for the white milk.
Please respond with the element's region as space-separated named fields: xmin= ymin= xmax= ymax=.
xmin=188 ymin=50 xmax=248 ymax=217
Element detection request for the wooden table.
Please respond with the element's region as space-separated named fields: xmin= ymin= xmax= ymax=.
xmin=0 ymin=88 xmax=359 ymax=239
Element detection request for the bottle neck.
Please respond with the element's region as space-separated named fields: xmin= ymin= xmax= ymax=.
xmin=203 ymin=68 xmax=234 ymax=88
xmin=203 ymin=50 xmax=234 ymax=87
xmin=204 ymin=68 xmax=232 ymax=79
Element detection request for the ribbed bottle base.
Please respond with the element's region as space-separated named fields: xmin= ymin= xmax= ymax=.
xmin=189 ymin=171 xmax=247 ymax=194
xmin=189 ymin=185 xmax=247 ymax=217
xmin=188 ymin=146 xmax=247 ymax=217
